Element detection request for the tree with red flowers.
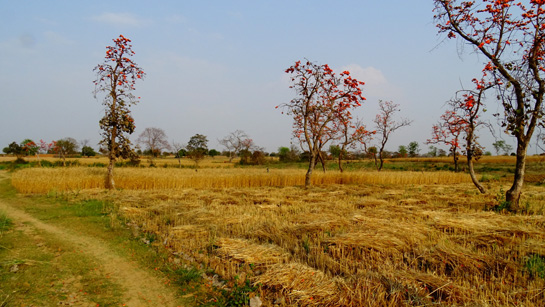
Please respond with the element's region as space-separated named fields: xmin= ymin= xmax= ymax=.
xmin=429 ymin=78 xmax=492 ymax=193
xmin=93 ymin=35 xmax=145 ymax=189
xmin=456 ymin=79 xmax=492 ymax=194
xmin=434 ymin=0 xmax=545 ymax=210
xmin=427 ymin=109 xmax=465 ymax=172
xmin=278 ymin=60 xmax=366 ymax=187
xmin=37 ymin=139 xmax=54 ymax=166
xmin=373 ymin=100 xmax=412 ymax=171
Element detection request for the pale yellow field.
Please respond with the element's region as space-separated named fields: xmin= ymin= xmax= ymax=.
xmin=11 ymin=167 xmax=471 ymax=194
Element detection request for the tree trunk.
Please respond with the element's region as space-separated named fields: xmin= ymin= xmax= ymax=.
xmin=105 ymin=158 xmax=115 ymax=189
xmin=466 ymin=126 xmax=486 ymax=194
xmin=452 ymin=148 xmax=459 ymax=172
xmin=316 ymin=152 xmax=326 ymax=173
xmin=305 ymin=154 xmax=316 ymax=188
xmin=467 ymin=154 xmax=486 ymax=194
xmin=506 ymin=143 xmax=527 ymax=211
xmin=378 ymin=151 xmax=384 ymax=171
xmin=338 ymin=153 xmax=343 ymax=173
xmin=228 ymin=152 xmax=234 ymax=163
xmin=372 ymin=153 xmax=379 ymax=171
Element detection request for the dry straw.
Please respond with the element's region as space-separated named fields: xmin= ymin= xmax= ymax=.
xmin=9 ymin=167 xmax=545 ymax=305
xmin=11 ymin=167 xmax=470 ymax=193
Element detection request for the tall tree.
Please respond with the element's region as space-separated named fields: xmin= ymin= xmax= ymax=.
xmin=407 ymin=141 xmax=420 ymax=158
xmin=137 ymin=127 xmax=170 ymax=166
xmin=3 ymin=142 xmax=25 ymax=162
xmin=238 ymin=138 xmax=258 ymax=165
xmin=434 ymin=0 xmax=545 ymax=210
xmin=397 ymin=145 xmax=408 ymax=158
xmin=93 ymin=35 xmax=145 ymax=189
xmin=219 ymin=130 xmax=249 ymax=162
xmin=428 ymin=78 xmax=492 ymax=194
xmin=454 ymin=79 xmax=492 ymax=193
xmin=53 ymin=137 xmax=78 ymax=166
xmin=186 ymin=134 xmax=208 ymax=168
xmin=278 ymin=60 xmax=366 ymax=187
xmin=373 ymin=100 xmax=412 ymax=171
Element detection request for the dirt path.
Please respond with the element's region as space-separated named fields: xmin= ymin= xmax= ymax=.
xmin=0 ymin=177 xmax=182 ymax=306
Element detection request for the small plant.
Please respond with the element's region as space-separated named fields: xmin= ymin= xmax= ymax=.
xmin=221 ymin=276 xmax=259 ymax=307
xmin=302 ymin=235 xmax=311 ymax=254
xmin=0 ymin=211 xmax=12 ymax=234
xmin=173 ymin=266 xmax=202 ymax=284
xmin=491 ymin=186 xmax=510 ymax=212
xmin=141 ymin=231 xmax=157 ymax=244
xmin=524 ymin=254 xmax=545 ymax=279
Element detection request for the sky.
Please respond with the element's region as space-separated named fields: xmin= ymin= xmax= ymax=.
xmin=1 ymin=0 xmax=540 ymax=155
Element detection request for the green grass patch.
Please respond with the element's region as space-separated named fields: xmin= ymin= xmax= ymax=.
xmin=0 ymin=211 xmax=11 ymax=234
xmin=525 ymin=254 xmax=545 ymax=279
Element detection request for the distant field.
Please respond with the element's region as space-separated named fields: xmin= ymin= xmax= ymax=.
xmin=0 ymin=155 xmax=237 ymax=167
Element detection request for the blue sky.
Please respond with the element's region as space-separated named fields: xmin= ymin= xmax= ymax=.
xmin=0 ymin=1 xmax=531 ymax=154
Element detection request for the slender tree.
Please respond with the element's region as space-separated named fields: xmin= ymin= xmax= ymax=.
xmin=427 ymin=109 xmax=465 ymax=172
xmin=53 ymin=138 xmax=78 ymax=167
xmin=428 ymin=78 xmax=492 ymax=194
xmin=407 ymin=141 xmax=420 ymax=158
xmin=434 ymin=0 xmax=545 ymax=210
xmin=137 ymin=127 xmax=170 ymax=166
xmin=373 ymin=100 xmax=412 ymax=171
xmin=171 ymin=141 xmax=185 ymax=168
xmin=219 ymin=130 xmax=249 ymax=162
xmin=334 ymin=118 xmax=374 ymax=172
xmin=93 ymin=35 xmax=145 ymax=189
xmin=454 ymin=79 xmax=492 ymax=193
xmin=278 ymin=60 xmax=366 ymax=187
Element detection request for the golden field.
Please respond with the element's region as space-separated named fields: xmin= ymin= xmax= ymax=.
xmin=6 ymin=162 xmax=545 ymax=306
xmin=11 ymin=168 xmax=471 ymax=193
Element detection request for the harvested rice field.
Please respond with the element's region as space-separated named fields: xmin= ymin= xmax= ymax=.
xmin=10 ymin=166 xmax=545 ymax=306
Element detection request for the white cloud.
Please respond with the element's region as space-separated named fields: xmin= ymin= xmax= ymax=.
xmin=91 ymin=12 xmax=151 ymax=27
xmin=341 ymin=64 xmax=386 ymax=87
xmin=340 ymin=64 xmax=400 ymax=99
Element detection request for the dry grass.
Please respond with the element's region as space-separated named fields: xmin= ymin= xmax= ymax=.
xmin=106 ymin=183 xmax=545 ymax=306
xmin=395 ymin=155 xmax=545 ymax=164
xmin=11 ymin=167 xmax=471 ymax=194
xmin=9 ymin=167 xmax=545 ymax=306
